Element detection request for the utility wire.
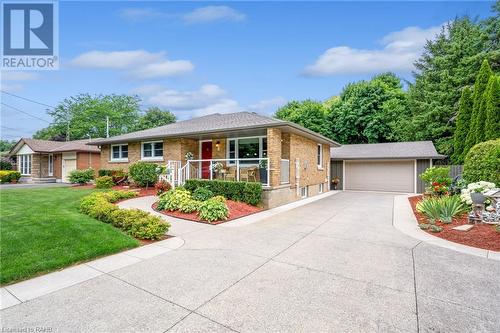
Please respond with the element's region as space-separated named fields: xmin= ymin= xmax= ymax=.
xmin=1 ymin=90 xmax=55 ymax=109
xmin=1 ymin=102 xmax=51 ymax=123
xmin=1 ymin=125 xmax=32 ymax=133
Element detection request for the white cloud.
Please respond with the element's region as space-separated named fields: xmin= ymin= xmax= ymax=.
xmin=118 ymin=8 xmax=172 ymax=21
xmin=70 ymin=50 xmax=194 ymax=79
xmin=1 ymin=71 xmax=40 ymax=81
xmin=1 ymin=71 xmax=40 ymax=92
xmin=183 ymin=6 xmax=246 ymax=24
xmin=137 ymin=84 xmax=285 ymax=118
xmin=303 ymin=25 xmax=442 ymax=76
xmin=248 ymin=97 xmax=287 ymax=115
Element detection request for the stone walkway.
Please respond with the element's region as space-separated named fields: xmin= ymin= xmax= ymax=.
xmin=1 ymin=192 xmax=499 ymax=332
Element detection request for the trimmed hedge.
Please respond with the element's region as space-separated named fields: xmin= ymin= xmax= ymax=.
xmin=95 ymin=176 xmax=114 ymax=189
xmin=80 ymin=190 xmax=170 ymax=240
xmin=463 ymin=139 xmax=500 ymax=185
xmin=0 ymin=170 xmax=21 ymax=183
xmin=184 ymin=179 xmax=262 ymax=206
xmin=69 ymin=168 xmax=94 ymax=185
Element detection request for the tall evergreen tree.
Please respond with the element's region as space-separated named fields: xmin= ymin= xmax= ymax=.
xmin=452 ymin=87 xmax=473 ymax=164
xmin=464 ymin=60 xmax=493 ymax=153
xmin=484 ymin=76 xmax=500 ymax=141
xmin=404 ymin=18 xmax=489 ymax=155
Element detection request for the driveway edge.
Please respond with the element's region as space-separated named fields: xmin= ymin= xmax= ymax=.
xmin=393 ymin=195 xmax=499 ymax=261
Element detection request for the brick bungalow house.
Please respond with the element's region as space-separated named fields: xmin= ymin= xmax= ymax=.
xmin=9 ymin=138 xmax=100 ymax=183
xmin=90 ymin=112 xmax=339 ymax=208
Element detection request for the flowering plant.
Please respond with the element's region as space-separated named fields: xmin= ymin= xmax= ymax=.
xmin=185 ymin=152 xmax=194 ymax=161
xmin=429 ymin=181 xmax=450 ymax=196
xmin=460 ymin=181 xmax=496 ymax=205
xmin=210 ymin=162 xmax=224 ymax=172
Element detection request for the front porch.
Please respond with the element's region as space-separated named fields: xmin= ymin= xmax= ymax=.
xmin=163 ymin=129 xmax=291 ymax=188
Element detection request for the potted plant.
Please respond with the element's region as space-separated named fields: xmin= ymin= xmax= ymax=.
xmin=331 ymin=177 xmax=340 ymax=190
xmin=185 ymin=152 xmax=194 ymax=161
xmin=259 ymin=160 xmax=268 ymax=184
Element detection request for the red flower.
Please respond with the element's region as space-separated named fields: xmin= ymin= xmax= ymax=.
xmin=432 ymin=182 xmax=439 ymax=186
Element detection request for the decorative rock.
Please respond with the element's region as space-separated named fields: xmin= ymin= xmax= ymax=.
xmin=452 ymin=224 xmax=474 ymax=232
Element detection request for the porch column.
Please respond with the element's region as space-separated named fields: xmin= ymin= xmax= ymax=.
xmin=267 ymin=128 xmax=282 ymax=187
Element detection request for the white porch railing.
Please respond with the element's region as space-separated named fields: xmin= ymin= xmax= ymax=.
xmin=280 ymin=159 xmax=290 ymax=184
xmin=169 ymin=158 xmax=270 ymax=187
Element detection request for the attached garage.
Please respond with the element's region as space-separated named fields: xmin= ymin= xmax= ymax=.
xmin=331 ymin=141 xmax=445 ymax=193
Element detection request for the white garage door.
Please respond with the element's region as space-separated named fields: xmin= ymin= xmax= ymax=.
xmin=345 ymin=160 xmax=415 ymax=193
xmin=62 ymin=159 xmax=77 ymax=183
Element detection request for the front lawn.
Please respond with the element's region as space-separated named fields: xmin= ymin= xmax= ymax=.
xmin=0 ymin=187 xmax=139 ymax=285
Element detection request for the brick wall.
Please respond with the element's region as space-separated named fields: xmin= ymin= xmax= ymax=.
xmin=31 ymin=154 xmax=41 ymax=178
xmin=288 ymin=133 xmax=330 ymax=189
xmin=267 ymin=128 xmax=282 ymax=187
xmin=54 ymin=153 xmax=62 ymax=179
xmin=77 ymin=152 xmax=100 ymax=171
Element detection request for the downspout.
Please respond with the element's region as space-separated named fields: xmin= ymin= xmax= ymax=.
xmin=295 ymin=158 xmax=300 ymax=196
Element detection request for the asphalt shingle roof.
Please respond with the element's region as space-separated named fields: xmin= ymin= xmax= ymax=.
xmin=13 ymin=138 xmax=100 ymax=153
xmin=330 ymin=141 xmax=445 ymax=159
xmin=90 ymin=112 xmax=337 ymax=146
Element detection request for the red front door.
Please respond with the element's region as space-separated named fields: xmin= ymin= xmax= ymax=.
xmin=201 ymin=141 xmax=212 ymax=179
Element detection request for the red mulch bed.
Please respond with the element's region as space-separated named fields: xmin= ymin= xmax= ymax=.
xmin=72 ymin=184 xmax=157 ymax=197
xmin=152 ymin=200 xmax=262 ymax=225
xmin=409 ymin=196 xmax=500 ymax=251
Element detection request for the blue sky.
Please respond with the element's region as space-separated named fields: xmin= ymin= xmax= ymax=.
xmin=0 ymin=1 xmax=495 ymax=140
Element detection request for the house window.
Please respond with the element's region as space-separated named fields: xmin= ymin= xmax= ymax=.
xmin=48 ymin=154 xmax=53 ymax=176
xmin=142 ymin=141 xmax=163 ymax=160
xmin=300 ymin=186 xmax=308 ymax=198
xmin=319 ymin=183 xmax=324 ymax=193
xmin=111 ymin=144 xmax=128 ymax=161
xmin=227 ymin=136 xmax=267 ymax=165
xmin=19 ymin=155 xmax=31 ymax=175
xmin=317 ymin=144 xmax=323 ymax=168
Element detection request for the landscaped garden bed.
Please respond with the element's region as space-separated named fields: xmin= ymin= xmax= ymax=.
xmin=153 ymin=179 xmax=263 ymax=224
xmin=153 ymin=199 xmax=262 ymax=224
xmin=409 ymin=195 xmax=500 ymax=251
xmin=409 ymin=164 xmax=499 ymax=252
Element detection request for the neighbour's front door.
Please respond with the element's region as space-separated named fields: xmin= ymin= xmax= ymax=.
xmin=201 ymin=141 xmax=212 ymax=179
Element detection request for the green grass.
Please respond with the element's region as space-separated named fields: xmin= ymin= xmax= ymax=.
xmin=0 ymin=187 xmax=139 ymax=285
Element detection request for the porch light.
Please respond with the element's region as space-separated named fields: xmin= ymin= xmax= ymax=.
xmin=215 ymin=141 xmax=221 ymax=151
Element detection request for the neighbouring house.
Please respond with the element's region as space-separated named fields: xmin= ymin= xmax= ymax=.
xmin=8 ymin=138 xmax=101 ymax=183
xmin=89 ymin=112 xmax=339 ymax=208
xmin=330 ymin=141 xmax=445 ymax=193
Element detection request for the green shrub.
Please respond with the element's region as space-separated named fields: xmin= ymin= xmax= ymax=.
xmin=418 ymin=223 xmax=431 ymax=230
xmin=417 ymin=195 xmax=467 ymax=224
xmin=157 ymin=188 xmax=192 ymax=211
xmin=129 ymin=161 xmax=158 ymax=187
xmin=438 ymin=195 xmax=468 ymax=223
xmin=110 ymin=209 xmax=150 ymax=230
xmin=87 ymin=200 xmax=118 ymax=224
xmin=192 ymin=187 xmax=214 ymax=201
xmin=128 ymin=215 xmax=170 ymax=240
xmin=98 ymin=169 xmax=113 ymax=177
xmin=420 ymin=166 xmax=452 ymax=196
xmin=95 ymin=176 xmax=114 ymax=189
xmin=212 ymin=195 xmax=226 ymax=203
xmin=0 ymin=170 xmax=21 ymax=183
xmin=69 ymin=168 xmax=95 ymax=185
xmin=416 ymin=198 xmax=442 ymax=223
xmin=178 ymin=199 xmax=201 ymax=213
xmin=184 ymin=179 xmax=262 ymax=206
xmin=0 ymin=157 xmax=13 ymax=170
xmin=198 ymin=198 xmax=229 ymax=223
xmin=80 ymin=191 xmax=169 ymax=239
xmin=463 ymin=139 xmax=500 ymax=185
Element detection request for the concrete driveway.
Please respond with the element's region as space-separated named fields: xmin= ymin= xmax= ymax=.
xmin=2 ymin=192 xmax=499 ymax=332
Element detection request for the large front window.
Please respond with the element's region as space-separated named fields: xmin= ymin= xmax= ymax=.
xmin=19 ymin=155 xmax=31 ymax=175
xmin=111 ymin=144 xmax=128 ymax=161
xmin=227 ymin=137 xmax=267 ymax=165
xmin=142 ymin=141 xmax=163 ymax=160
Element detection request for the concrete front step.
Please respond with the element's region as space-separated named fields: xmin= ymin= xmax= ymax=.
xmin=31 ymin=178 xmax=57 ymax=183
